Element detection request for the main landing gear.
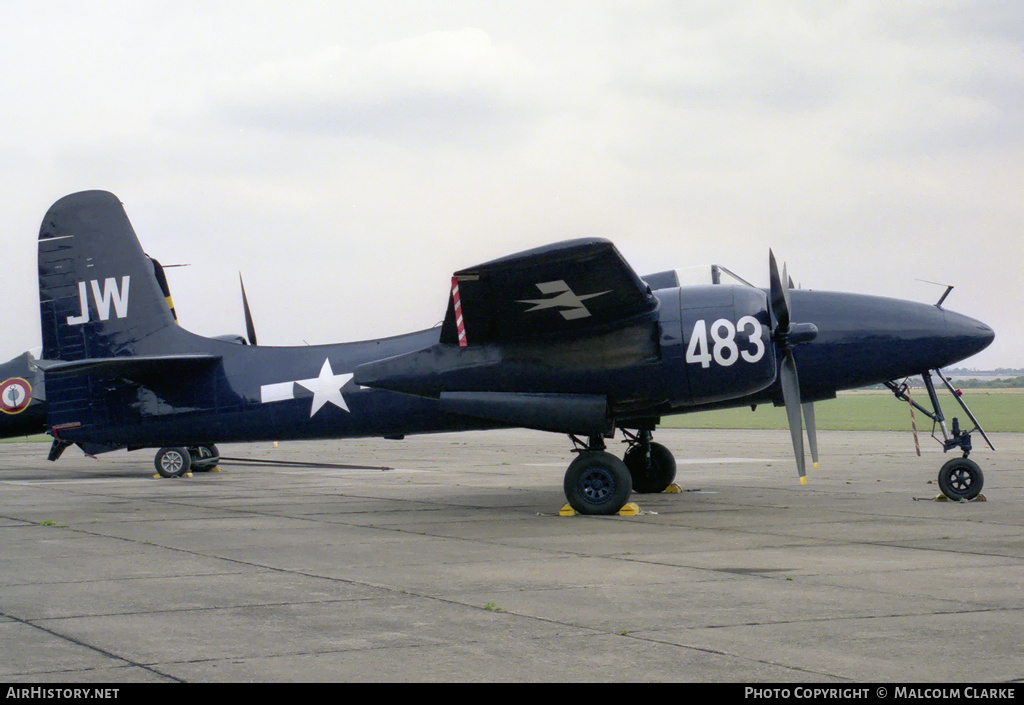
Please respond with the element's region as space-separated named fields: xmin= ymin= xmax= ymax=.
xmin=563 ymin=428 xmax=677 ymax=515
xmin=886 ymin=369 xmax=994 ymax=501
xmin=154 ymin=444 xmax=220 ymax=478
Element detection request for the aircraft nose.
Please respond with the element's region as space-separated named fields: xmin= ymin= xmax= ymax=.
xmin=943 ymin=309 xmax=995 ymax=361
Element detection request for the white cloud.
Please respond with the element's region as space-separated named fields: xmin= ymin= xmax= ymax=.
xmin=214 ymin=29 xmax=545 ymax=144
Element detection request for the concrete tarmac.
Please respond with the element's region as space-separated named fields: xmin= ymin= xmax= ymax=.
xmin=1 ymin=428 xmax=1021 ymax=683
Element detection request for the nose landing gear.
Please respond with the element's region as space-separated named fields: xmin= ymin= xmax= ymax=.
xmin=886 ymin=369 xmax=994 ymax=501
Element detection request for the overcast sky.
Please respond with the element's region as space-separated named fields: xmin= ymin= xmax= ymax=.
xmin=2 ymin=1 xmax=1021 ymax=370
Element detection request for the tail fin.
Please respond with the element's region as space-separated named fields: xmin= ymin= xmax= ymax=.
xmin=38 ymin=191 xmax=177 ymax=361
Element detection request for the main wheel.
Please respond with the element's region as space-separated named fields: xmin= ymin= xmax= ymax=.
xmin=623 ymin=442 xmax=677 ymax=493
xmin=563 ymin=451 xmax=633 ymax=515
xmin=154 ymin=447 xmax=192 ymax=478
xmin=937 ymin=457 xmax=984 ymax=501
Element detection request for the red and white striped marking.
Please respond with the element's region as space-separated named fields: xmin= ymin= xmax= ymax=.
xmin=906 ymin=386 xmax=921 ymax=457
xmin=451 ymin=277 xmax=467 ymax=347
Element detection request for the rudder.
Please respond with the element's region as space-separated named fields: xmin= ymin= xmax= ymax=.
xmin=38 ymin=191 xmax=176 ymax=361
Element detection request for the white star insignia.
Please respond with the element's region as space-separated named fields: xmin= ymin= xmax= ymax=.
xmin=295 ymin=359 xmax=353 ymax=417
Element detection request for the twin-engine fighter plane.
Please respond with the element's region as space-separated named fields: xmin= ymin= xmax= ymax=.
xmin=34 ymin=191 xmax=994 ymax=514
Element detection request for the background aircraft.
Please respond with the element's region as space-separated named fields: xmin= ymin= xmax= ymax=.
xmin=34 ymin=191 xmax=994 ymax=514
xmin=0 ymin=351 xmax=46 ymax=437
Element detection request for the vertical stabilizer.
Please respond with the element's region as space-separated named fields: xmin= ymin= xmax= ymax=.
xmin=38 ymin=191 xmax=176 ymax=361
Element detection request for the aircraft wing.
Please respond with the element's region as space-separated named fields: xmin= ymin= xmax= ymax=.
xmin=438 ymin=238 xmax=658 ymax=346
xmin=355 ymin=240 xmax=662 ymax=434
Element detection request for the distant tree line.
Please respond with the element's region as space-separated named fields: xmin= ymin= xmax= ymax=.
xmin=946 ymin=376 xmax=1024 ymax=388
xmin=944 ymin=368 xmax=1024 ymax=388
xmin=947 ymin=367 xmax=1024 ymax=376
xmin=862 ymin=369 xmax=1024 ymax=390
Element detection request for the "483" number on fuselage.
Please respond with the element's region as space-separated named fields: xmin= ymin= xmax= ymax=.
xmin=685 ymin=316 xmax=766 ymax=368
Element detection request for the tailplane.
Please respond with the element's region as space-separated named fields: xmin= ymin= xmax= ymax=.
xmin=38 ymin=191 xmax=177 ymax=361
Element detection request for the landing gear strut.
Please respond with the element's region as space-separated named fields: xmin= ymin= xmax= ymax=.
xmin=886 ymin=369 xmax=994 ymax=501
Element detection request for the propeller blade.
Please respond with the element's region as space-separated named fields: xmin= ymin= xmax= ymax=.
xmin=240 ymin=273 xmax=257 ymax=346
xmin=802 ymin=401 xmax=818 ymax=469
xmin=780 ymin=352 xmax=806 ymax=483
xmin=768 ymin=250 xmax=790 ymax=331
xmin=770 ymin=250 xmax=817 ymax=484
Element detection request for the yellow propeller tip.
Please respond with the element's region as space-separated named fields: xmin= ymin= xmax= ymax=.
xmin=800 ymin=476 xmax=807 ymax=485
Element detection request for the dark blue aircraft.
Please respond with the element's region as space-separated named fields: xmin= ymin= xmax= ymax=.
xmin=31 ymin=191 xmax=994 ymax=514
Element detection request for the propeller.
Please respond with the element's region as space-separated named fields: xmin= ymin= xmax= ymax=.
xmin=240 ymin=273 xmax=258 ymax=346
xmin=768 ymin=251 xmax=818 ymax=484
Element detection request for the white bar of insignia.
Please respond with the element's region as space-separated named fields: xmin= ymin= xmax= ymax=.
xmin=260 ymin=381 xmax=295 ymax=403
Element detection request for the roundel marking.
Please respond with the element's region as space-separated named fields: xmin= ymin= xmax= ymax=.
xmin=0 ymin=377 xmax=32 ymax=415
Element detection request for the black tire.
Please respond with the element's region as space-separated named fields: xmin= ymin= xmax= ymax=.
xmin=154 ymin=447 xmax=192 ymax=478
xmin=623 ymin=442 xmax=677 ymax=494
xmin=192 ymin=444 xmax=220 ymax=471
xmin=563 ymin=451 xmax=633 ymax=515
xmin=937 ymin=457 xmax=984 ymax=501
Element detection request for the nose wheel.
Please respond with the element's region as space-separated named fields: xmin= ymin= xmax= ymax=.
xmin=937 ymin=457 xmax=984 ymax=501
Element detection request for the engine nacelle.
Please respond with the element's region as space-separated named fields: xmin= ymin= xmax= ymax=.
xmin=657 ymin=285 xmax=777 ymax=406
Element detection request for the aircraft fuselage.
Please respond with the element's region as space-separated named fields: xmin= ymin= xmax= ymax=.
xmin=42 ymin=285 xmax=992 ymax=450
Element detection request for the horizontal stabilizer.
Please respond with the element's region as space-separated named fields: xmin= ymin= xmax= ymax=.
xmin=36 ymin=354 xmax=220 ymax=382
xmin=439 ymin=391 xmax=610 ymax=435
xmin=440 ymin=238 xmax=658 ymax=346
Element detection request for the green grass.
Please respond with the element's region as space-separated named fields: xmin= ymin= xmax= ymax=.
xmin=661 ymin=390 xmax=1024 ymax=433
xmin=0 ymin=433 xmax=50 ymax=443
